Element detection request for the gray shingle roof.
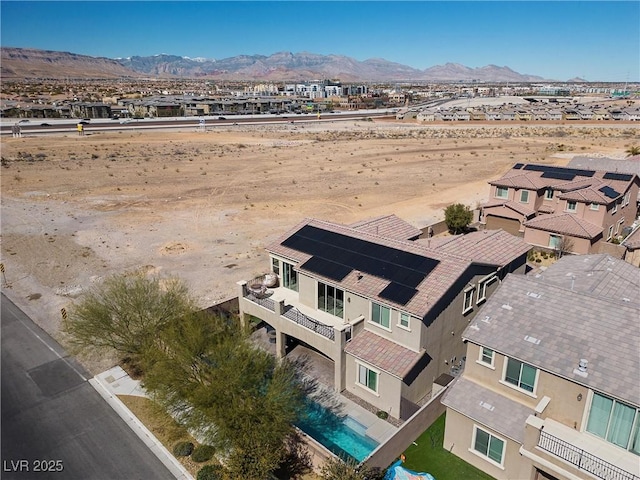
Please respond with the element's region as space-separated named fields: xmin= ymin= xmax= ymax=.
xmin=568 ymin=156 xmax=640 ymax=177
xmin=622 ymin=224 xmax=640 ymax=250
xmin=463 ymin=255 xmax=640 ymax=406
xmin=441 ymin=377 xmax=534 ymax=443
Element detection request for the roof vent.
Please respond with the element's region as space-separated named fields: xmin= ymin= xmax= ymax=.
xmin=524 ymin=335 xmax=541 ymax=345
xmin=481 ymin=315 xmax=491 ymax=323
xmin=527 ymin=292 xmax=542 ymax=299
xmin=355 ymin=270 xmax=363 ymax=281
xmin=501 ymin=304 xmax=513 ymax=311
xmin=573 ymin=359 xmax=589 ymax=378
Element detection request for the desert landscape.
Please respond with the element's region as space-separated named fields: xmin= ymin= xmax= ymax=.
xmin=1 ymin=119 xmax=637 ymax=372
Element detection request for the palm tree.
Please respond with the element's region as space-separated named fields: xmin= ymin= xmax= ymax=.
xmin=625 ymin=145 xmax=640 ymax=157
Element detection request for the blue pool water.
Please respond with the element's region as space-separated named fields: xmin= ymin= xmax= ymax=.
xmin=296 ymin=400 xmax=379 ymax=462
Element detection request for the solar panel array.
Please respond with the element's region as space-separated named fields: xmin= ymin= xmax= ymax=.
xmin=513 ymin=163 xmax=524 ymax=169
xmin=282 ymin=225 xmax=439 ymax=305
xmin=541 ymin=171 xmax=576 ymax=181
xmin=523 ymin=164 xmax=596 ymax=178
xmin=602 ymin=172 xmax=634 ymax=182
xmin=598 ymin=186 xmax=620 ymax=199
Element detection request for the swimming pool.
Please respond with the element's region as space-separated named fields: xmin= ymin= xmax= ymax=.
xmin=296 ymin=399 xmax=379 ymax=462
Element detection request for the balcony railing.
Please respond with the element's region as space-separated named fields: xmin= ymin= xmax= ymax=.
xmin=243 ymin=290 xmax=275 ymax=311
xmin=282 ymin=305 xmax=335 ymax=341
xmin=538 ymin=430 xmax=639 ymax=480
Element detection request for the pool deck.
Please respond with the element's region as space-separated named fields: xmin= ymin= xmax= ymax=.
xmin=250 ymin=327 xmax=398 ymax=446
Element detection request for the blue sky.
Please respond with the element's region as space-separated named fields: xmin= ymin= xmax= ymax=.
xmin=1 ymin=1 xmax=638 ymax=82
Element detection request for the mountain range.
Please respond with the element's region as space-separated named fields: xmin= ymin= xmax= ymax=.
xmin=1 ymin=47 xmax=558 ymax=82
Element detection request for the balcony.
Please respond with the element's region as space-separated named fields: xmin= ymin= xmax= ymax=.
xmin=521 ymin=416 xmax=639 ymax=480
xmin=282 ymin=305 xmax=335 ymax=341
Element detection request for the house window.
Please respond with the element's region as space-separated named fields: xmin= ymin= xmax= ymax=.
xmin=463 ymin=287 xmax=475 ymax=313
xmin=399 ymin=312 xmax=410 ymax=329
xmin=371 ymin=303 xmax=391 ymax=329
xmin=612 ymin=202 xmax=618 ymax=214
xmin=520 ymin=190 xmax=529 ymax=203
xmin=473 ymin=426 xmax=505 ymax=465
xmin=271 ymin=257 xmax=280 ymax=276
xmin=479 ymin=347 xmax=494 ymax=367
xmin=607 ymin=225 xmax=614 ymax=241
xmin=504 ymin=358 xmax=537 ymax=393
xmin=357 ymin=364 xmax=378 ymax=393
xmin=590 ymin=203 xmax=600 ymax=211
xmin=545 ymin=188 xmax=554 ymax=200
xmin=317 ymin=281 xmax=344 ymax=318
xmin=616 ymin=219 xmax=625 ymax=235
xmin=548 ymin=234 xmax=562 ymax=250
xmin=495 ymin=187 xmax=508 ymax=199
xmin=282 ymin=262 xmax=298 ymax=292
xmin=477 ymin=274 xmax=498 ymax=305
xmin=566 ymin=200 xmax=577 ymax=212
xmin=587 ymin=393 xmax=640 ymax=455
xmin=625 ymin=192 xmax=630 ymax=206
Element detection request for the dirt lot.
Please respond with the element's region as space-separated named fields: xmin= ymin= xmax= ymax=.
xmin=1 ymin=119 xmax=637 ymax=373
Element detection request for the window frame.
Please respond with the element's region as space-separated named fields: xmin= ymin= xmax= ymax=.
xmin=612 ymin=201 xmax=618 ymax=214
xmin=586 ymin=392 xmax=640 ymax=454
xmin=607 ymin=225 xmax=614 ymax=241
xmin=463 ymin=286 xmax=475 ymax=314
xmin=519 ymin=189 xmax=529 ymax=203
xmin=566 ymin=200 xmax=577 ymax=212
xmin=471 ymin=425 xmax=505 ymax=467
xmin=590 ymin=203 xmax=600 ymax=211
xmin=616 ymin=218 xmax=624 ymax=235
xmin=371 ymin=302 xmax=391 ymax=330
xmin=477 ymin=274 xmax=498 ymax=305
xmin=495 ymin=186 xmax=508 ymax=199
xmin=398 ymin=312 xmax=411 ymax=330
xmin=281 ymin=261 xmax=298 ymax=292
xmin=545 ymin=188 xmax=554 ymax=200
xmin=271 ymin=257 xmax=280 ymax=276
xmin=478 ymin=347 xmax=495 ymax=368
xmin=503 ymin=357 xmax=538 ymax=395
xmin=356 ymin=362 xmax=379 ymax=394
xmin=317 ymin=281 xmax=344 ymax=319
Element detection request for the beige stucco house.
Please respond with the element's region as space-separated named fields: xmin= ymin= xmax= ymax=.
xmin=442 ymin=254 xmax=640 ymax=480
xmin=237 ymin=215 xmax=530 ymax=420
xmin=481 ymin=163 xmax=640 ymax=254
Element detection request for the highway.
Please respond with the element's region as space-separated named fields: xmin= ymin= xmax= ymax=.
xmin=1 ymin=294 xmax=174 ymax=480
xmin=0 ymin=110 xmax=397 ymax=136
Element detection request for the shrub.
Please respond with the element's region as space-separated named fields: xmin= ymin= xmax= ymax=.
xmin=376 ymin=410 xmax=388 ymax=419
xmin=197 ymin=464 xmax=225 ymax=480
xmin=192 ymin=445 xmax=216 ymax=463
xmin=173 ymin=441 xmax=194 ymax=457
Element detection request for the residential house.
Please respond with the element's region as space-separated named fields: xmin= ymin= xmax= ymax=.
xmin=481 ymin=163 xmax=640 ymax=254
xmin=442 ymin=254 xmax=640 ymax=480
xmin=237 ymin=216 xmax=530 ymax=420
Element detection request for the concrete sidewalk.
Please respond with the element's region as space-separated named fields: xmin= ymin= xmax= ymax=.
xmin=91 ymin=366 xmax=194 ymax=480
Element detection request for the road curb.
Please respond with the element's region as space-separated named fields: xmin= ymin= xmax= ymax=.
xmin=89 ymin=376 xmax=194 ymax=480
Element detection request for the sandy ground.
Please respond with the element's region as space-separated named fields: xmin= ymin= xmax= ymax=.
xmin=1 ymin=118 xmax=637 ymax=373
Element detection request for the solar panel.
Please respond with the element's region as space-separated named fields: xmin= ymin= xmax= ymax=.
xmin=541 ymin=171 xmax=576 ymax=181
xmin=523 ymin=164 xmax=595 ymax=178
xmin=599 ymin=186 xmax=620 ymax=199
xmin=301 ymin=256 xmax=351 ymax=282
xmin=603 ymin=172 xmax=633 ymax=182
xmin=513 ymin=163 xmax=524 ymax=169
xmin=281 ymin=225 xmax=439 ymax=302
xmin=379 ymin=283 xmax=418 ymax=305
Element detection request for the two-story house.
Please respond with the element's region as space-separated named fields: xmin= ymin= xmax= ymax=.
xmin=481 ymin=163 xmax=640 ymax=254
xmin=441 ymin=254 xmax=640 ymax=480
xmin=237 ymin=215 xmax=530 ymax=420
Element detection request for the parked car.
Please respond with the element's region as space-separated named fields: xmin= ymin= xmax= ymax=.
xmin=218 ymin=116 xmax=227 ymax=120
xmin=40 ymin=122 xmax=51 ymax=127
xmin=78 ymin=120 xmax=90 ymax=125
xmin=18 ymin=119 xmax=30 ymax=123
xmin=119 ymin=118 xmax=132 ymax=124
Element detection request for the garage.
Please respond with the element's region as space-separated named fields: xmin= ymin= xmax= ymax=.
xmin=485 ymin=215 xmax=522 ymax=236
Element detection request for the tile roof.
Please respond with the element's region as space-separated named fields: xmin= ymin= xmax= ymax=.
xmin=524 ymin=213 xmax=602 ymax=239
xmin=267 ymin=218 xmax=527 ymax=318
xmin=348 ymin=214 xmax=422 ymax=241
xmin=482 ymin=200 xmax=536 ymax=217
xmin=463 ymin=256 xmax=640 ymax=406
xmin=431 ymin=230 xmax=531 ymax=266
xmin=441 ymin=377 xmax=534 ymax=443
xmin=344 ymin=330 xmax=424 ymax=379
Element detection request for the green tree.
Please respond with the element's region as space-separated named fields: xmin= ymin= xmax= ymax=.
xmin=62 ymin=272 xmax=196 ymax=365
xmin=143 ymin=312 xmax=313 ymax=480
xmin=625 ymin=145 xmax=640 ymax=157
xmin=444 ymin=203 xmax=473 ymax=234
xmin=320 ymin=456 xmax=384 ymax=480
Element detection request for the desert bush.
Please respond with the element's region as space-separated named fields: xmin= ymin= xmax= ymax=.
xmin=196 ymin=464 xmax=225 ymax=480
xmin=191 ymin=445 xmax=215 ymax=463
xmin=173 ymin=441 xmax=194 ymax=457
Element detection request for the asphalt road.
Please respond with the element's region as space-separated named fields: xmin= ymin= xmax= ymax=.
xmin=1 ymin=293 xmax=174 ymax=480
